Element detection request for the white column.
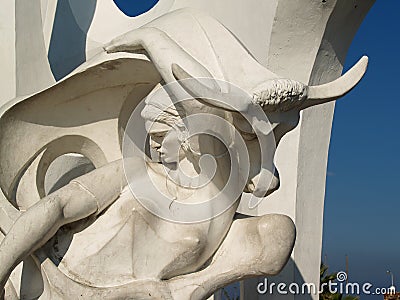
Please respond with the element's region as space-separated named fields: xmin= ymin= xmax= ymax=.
xmin=0 ymin=0 xmax=16 ymax=106
xmin=15 ymin=0 xmax=55 ymax=96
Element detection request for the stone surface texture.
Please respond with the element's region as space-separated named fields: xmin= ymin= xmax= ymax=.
xmin=0 ymin=1 xmax=374 ymax=299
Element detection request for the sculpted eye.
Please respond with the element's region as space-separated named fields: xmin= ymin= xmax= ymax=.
xmin=113 ymin=0 xmax=159 ymax=17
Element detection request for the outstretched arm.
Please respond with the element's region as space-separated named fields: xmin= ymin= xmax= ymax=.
xmin=104 ymin=27 xmax=219 ymax=91
xmin=0 ymin=159 xmax=126 ymax=291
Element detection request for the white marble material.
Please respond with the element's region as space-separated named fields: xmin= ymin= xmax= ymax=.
xmin=0 ymin=1 xmax=374 ymax=299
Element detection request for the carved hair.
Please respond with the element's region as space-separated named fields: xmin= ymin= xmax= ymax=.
xmin=252 ymin=79 xmax=308 ymax=112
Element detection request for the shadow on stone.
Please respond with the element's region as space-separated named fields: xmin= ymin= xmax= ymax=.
xmin=48 ymin=0 xmax=97 ymax=80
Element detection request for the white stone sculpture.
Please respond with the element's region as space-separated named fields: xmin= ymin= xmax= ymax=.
xmin=0 ymin=5 xmax=370 ymax=300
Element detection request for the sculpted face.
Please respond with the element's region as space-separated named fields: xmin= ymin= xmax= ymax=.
xmin=148 ymin=125 xmax=184 ymax=164
xmin=142 ymin=99 xmax=186 ymax=164
xmin=148 ymin=128 xmax=167 ymax=158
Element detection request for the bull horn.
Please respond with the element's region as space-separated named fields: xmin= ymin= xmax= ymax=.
xmin=173 ymin=56 xmax=368 ymax=113
xmin=304 ymin=56 xmax=368 ymax=108
xmin=172 ymin=64 xmax=250 ymax=112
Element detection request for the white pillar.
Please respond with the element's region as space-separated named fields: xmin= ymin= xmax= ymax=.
xmin=0 ymin=0 xmax=16 ymax=106
xmin=15 ymin=0 xmax=55 ymax=96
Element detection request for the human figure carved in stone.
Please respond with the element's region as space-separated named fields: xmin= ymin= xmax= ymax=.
xmin=0 ymin=89 xmax=295 ymax=299
xmin=0 ymin=8 xmax=368 ymax=300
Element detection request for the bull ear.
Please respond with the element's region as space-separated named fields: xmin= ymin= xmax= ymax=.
xmin=172 ymin=64 xmax=250 ymax=112
xmin=302 ymin=56 xmax=368 ymax=109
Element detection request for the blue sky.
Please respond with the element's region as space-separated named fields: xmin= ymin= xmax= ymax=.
xmin=115 ymin=0 xmax=399 ymax=297
xmin=323 ymin=1 xmax=399 ymax=297
xmin=113 ymin=0 xmax=159 ymax=17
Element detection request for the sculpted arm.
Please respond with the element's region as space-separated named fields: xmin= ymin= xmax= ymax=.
xmin=0 ymin=159 xmax=126 ymax=291
xmin=104 ymin=27 xmax=219 ymax=89
xmin=166 ymin=214 xmax=296 ymax=299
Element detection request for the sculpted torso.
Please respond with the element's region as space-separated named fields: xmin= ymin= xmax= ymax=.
xmin=48 ymin=158 xmax=237 ymax=287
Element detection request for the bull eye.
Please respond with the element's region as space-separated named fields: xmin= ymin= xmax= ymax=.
xmin=113 ymin=0 xmax=159 ymax=17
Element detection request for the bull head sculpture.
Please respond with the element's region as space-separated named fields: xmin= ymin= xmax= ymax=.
xmin=104 ymin=8 xmax=368 ymax=200
xmin=171 ymin=56 xmax=368 ymax=198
